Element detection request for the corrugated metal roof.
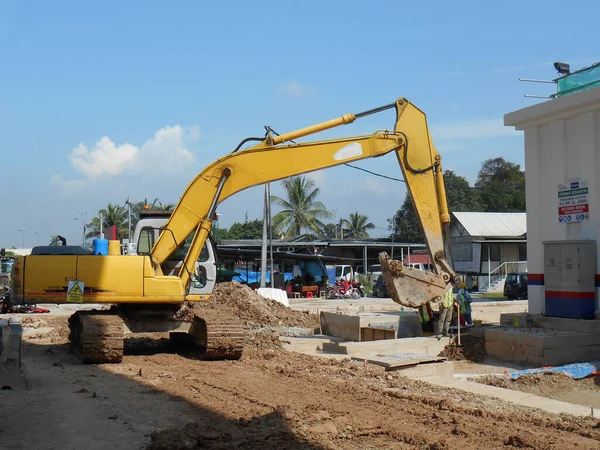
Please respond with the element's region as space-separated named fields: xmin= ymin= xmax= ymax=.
xmin=452 ymin=212 xmax=526 ymax=238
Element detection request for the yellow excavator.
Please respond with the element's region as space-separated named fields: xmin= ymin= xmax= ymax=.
xmin=10 ymin=97 xmax=459 ymax=363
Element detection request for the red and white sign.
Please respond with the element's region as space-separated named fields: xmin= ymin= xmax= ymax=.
xmin=558 ymin=204 xmax=589 ymax=215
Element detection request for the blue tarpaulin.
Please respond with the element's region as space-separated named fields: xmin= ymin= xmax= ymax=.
xmin=232 ymin=271 xmax=293 ymax=284
xmin=505 ymin=361 xmax=600 ymax=380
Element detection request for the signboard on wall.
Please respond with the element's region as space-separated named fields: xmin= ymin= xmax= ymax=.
xmin=558 ymin=180 xmax=589 ymax=223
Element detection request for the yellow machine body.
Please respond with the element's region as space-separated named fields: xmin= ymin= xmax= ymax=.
xmin=12 ymin=97 xmax=457 ymax=308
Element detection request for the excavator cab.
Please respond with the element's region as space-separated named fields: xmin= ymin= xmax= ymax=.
xmin=133 ymin=212 xmax=217 ymax=295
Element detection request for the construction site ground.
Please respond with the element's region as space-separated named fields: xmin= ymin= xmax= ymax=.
xmin=2 ymin=286 xmax=600 ymax=449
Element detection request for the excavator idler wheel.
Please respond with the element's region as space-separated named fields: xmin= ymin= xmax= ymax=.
xmin=68 ymin=311 xmax=125 ymax=364
xmin=188 ymin=317 xmax=245 ymax=361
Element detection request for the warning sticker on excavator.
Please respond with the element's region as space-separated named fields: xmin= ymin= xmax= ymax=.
xmin=67 ymin=281 xmax=84 ymax=303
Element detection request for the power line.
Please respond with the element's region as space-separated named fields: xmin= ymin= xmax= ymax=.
xmin=343 ymin=163 xmax=405 ymax=183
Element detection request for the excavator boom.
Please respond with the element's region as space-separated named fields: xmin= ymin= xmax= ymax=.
xmin=152 ymin=98 xmax=457 ymax=305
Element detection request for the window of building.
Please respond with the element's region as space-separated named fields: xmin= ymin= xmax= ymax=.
xmin=452 ymin=242 xmax=473 ymax=261
xmin=482 ymin=243 xmax=500 ymax=261
xmin=518 ymin=243 xmax=527 ymax=261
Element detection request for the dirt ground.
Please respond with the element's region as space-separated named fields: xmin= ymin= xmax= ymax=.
xmin=478 ymin=372 xmax=600 ymax=411
xmin=2 ymin=283 xmax=600 ymax=449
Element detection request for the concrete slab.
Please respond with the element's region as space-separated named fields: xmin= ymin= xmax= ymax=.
xmin=352 ymin=354 xmax=447 ymax=371
xmin=406 ymin=374 xmax=593 ymax=417
xmin=0 ymin=318 xmax=27 ymax=390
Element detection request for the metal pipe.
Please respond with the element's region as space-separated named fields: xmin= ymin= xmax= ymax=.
xmin=354 ymin=102 xmax=396 ymax=119
xmin=207 ymin=168 xmax=231 ymax=218
xmin=271 ymin=114 xmax=356 ymax=145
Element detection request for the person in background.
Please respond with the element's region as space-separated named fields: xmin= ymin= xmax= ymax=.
xmin=457 ymin=282 xmax=473 ymax=327
xmin=418 ymin=301 xmax=434 ymax=336
xmin=436 ymin=285 xmax=454 ymax=339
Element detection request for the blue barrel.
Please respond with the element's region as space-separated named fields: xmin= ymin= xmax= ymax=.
xmin=92 ymin=238 xmax=109 ymax=255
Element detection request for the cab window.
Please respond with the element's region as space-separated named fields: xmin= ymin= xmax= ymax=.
xmin=166 ymin=230 xmax=210 ymax=262
xmin=137 ymin=227 xmax=155 ymax=255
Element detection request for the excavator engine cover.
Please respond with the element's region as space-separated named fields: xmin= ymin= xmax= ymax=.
xmin=379 ymin=252 xmax=449 ymax=308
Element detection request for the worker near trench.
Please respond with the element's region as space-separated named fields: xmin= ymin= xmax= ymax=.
xmin=457 ymin=282 xmax=473 ymax=327
xmin=436 ymin=286 xmax=455 ymax=339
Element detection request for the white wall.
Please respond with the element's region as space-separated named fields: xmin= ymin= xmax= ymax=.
xmin=506 ymin=87 xmax=600 ymax=315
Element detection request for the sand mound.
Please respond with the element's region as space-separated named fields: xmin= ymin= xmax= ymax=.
xmin=191 ymin=281 xmax=318 ymax=330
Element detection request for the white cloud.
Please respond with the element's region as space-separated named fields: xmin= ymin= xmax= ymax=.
xmin=65 ymin=125 xmax=198 ymax=180
xmin=279 ymin=81 xmax=310 ymax=98
xmin=430 ymin=119 xmax=520 ymax=141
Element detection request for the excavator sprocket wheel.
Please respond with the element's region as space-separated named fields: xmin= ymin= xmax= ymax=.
xmin=68 ymin=311 xmax=125 ymax=364
xmin=189 ymin=317 xmax=245 ymax=361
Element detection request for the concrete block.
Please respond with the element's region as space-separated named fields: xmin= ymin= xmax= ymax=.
xmin=0 ymin=318 xmax=27 ymax=390
xmin=499 ymin=313 xmax=530 ymax=328
xmin=320 ymin=311 xmax=424 ymax=341
xmin=534 ymin=315 xmax=600 ymax=334
xmin=320 ymin=312 xmax=361 ymax=341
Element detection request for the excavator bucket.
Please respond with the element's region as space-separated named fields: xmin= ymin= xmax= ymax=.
xmin=379 ymin=252 xmax=449 ymax=308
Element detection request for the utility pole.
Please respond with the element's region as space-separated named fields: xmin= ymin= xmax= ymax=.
xmin=267 ymin=183 xmax=274 ymax=288
xmin=126 ymin=197 xmax=132 ymax=242
xmin=100 ymin=212 xmax=103 ymax=238
xmin=18 ymin=228 xmax=25 ymax=248
xmin=260 ymin=186 xmax=268 ymax=288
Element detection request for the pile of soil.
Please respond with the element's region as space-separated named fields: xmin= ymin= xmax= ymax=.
xmin=479 ymin=372 xmax=600 ymax=398
xmin=191 ymin=281 xmax=319 ymax=330
xmin=438 ymin=334 xmax=487 ymax=362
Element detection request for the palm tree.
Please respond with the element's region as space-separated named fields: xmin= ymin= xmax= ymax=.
xmin=86 ymin=203 xmax=128 ymax=240
xmin=342 ymin=212 xmax=375 ymax=239
xmin=271 ymin=176 xmax=333 ymax=238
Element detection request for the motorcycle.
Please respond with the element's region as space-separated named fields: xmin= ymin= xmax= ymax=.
xmin=326 ymin=280 xmax=361 ymax=300
xmin=351 ymin=280 xmax=366 ymax=298
xmin=0 ymin=288 xmax=50 ymax=314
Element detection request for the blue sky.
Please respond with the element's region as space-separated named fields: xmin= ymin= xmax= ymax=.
xmin=1 ymin=0 xmax=598 ymax=247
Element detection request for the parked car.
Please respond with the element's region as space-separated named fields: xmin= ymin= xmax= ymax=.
xmin=372 ymin=274 xmax=389 ymax=298
xmin=504 ymin=272 xmax=528 ymax=300
xmin=334 ymin=264 xmax=354 ymax=282
xmin=367 ymin=263 xmax=383 ymax=285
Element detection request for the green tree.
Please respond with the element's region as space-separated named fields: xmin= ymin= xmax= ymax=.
xmin=49 ymin=235 xmax=62 ymax=246
xmin=444 ymin=170 xmax=483 ymax=211
xmin=86 ymin=203 xmax=128 ymax=240
xmin=270 ymin=177 xmax=333 ymax=238
xmin=226 ymin=219 xmax=264 ymax=239
xmin=389 ymin=170 xmax=483 ymax=243
xmin=342 ymin=212 xmax=375 ymax=239
xmin=320 ymin=223 xmax=339 ymax=239
xmin=474 ymin=157 xmax=525 ymax=212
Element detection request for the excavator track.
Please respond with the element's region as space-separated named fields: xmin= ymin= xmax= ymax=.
xmin=68 ymin=311 xmax=125 ymax=364
xmin=188 ymin=316 xmax=245 ymax=361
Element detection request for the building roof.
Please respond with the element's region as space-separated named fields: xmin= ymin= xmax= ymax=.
xmin=452 ymin=212 xmax=526 ymax=238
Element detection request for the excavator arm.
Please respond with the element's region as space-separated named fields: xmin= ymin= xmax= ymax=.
xmin=152 ymin=98 xmax=458 ymax=305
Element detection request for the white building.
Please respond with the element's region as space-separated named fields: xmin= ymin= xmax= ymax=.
xmin=505 ymin=83 xmax=600 ymax=318
xmin=450 ymin=212 xmax=527 ymax=291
